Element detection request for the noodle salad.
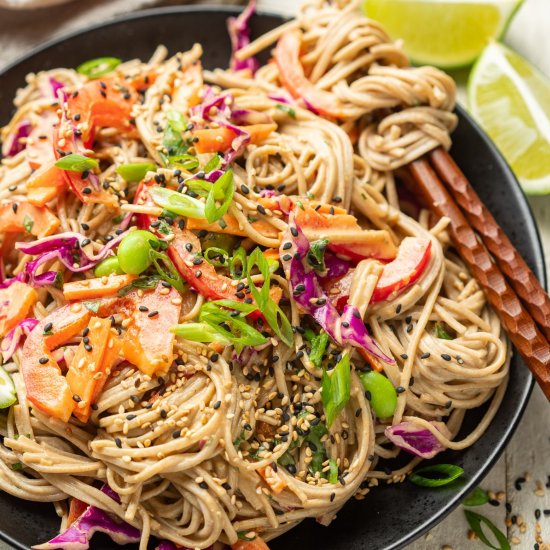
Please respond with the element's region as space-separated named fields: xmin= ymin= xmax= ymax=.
xmin=0 ymin=1 xmax=509 ymax=549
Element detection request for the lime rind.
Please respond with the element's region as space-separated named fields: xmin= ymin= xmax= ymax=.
xmin=468 ymin=42 xmax=550 ymax=195
xmin=363 ymin=0 xmax=523 ymax=69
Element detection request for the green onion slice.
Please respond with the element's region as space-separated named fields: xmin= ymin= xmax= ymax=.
xmin=464 ymin=510 xmax=510 ymax=550
xmin=246 ymin=247 xmax=293 ymax=346
xmin=22 ymin=215 xmax=34 ymax=234
xmin=463 ymin=487 xmax=490 ymax=507
xmin=307 ymin=239 xmax=328 ymax=272
xmin=0 ymin=366 xmax=17 ymax=409
xmin=308 ymin=332 xmax=329 ymax=368
xmin=149 ymin=186 xmax=205 ymax=219
xmin=409 ymin=463 xmax=464 ymax=487
xmin=204 ymin=154 xmax=222 ymax=173
xmin=171 ymin=322 xmax=232 ymax=344
xmin=321 ymin=352 xmax=351 ymax=427
xmin=328 ymin=458 xmax=339 ymax=484
xmin=76 ymin=57 xmax=121 ymax=79
xmin=55 ymin=154 xmax=98 ymax=173
xmin=205 ymin=169 xmax=234 ymax=224
xmin=149 ymin=249 xmax=185 ymax=293
xmin=116 ymin=163 xmax=156 ymax=182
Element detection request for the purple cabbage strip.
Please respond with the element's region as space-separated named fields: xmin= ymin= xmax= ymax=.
xmin=340 ymin=304 xmax=394 ymax=363
xmin=230 ymin=108 xmax=272 ymax=126
xmin=0 ymin=318 xmax=39 ymax=361
xmin=16 ymin=230 xmax=126 ymax=275
xmin=228 ymin=0 xmax=259 ymax=74
xmin=50 ymin=78 xmax=66 ymax=99
xmin=320 ymin=253 xmax=350 ymax=280
xmin=33 ymin=486 xmax=140 ymax=550
xmin=385 ymin=421 xmax=450 ymax=459
xmin=2 ymin=120 xmax=32 ymax=158
xmin=267 ymin=93 xmax=295 ymax=106
xmin=281 ymin=214 xmax=394 ymax=363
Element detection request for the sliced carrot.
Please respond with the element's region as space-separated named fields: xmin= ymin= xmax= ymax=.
xmin=0 ymin=282 xmax=37 ymax=337
xmin=67 ymin=497 xmax=88 ymax=527
xmin=66 ymin=317 xmax=113 ymax=423
xmin=62 ymin=274 xmax=136 ymax=301
xmin=171 ymin=61 xmax=203 ymax=110
xmin=257 ymin=465 xmax=287 ymax=494
xmin=295 ymin=205 xmax=397 ymax=261
xmin=27 ymin=164 xmax=66 ymax=190
xmin=193 ymin=123 xmax=277 ymax=154
xmin=232 ymin=536 xmax=270 ymax=550
xmin=257 ymin=196 xmax=347 ymax=216
xmin=122 ymin=284 xmax=180 ymax=376
xmin=274 ymin=31 xmax=345 ymax=119
xmin=25 ymin=111 xmax=59 ymax=171
xmin=0 ymin=201 xmax=60 ymax=237
xmin=186 ymin=214 xmax=280 ymax=240
xmin=263 ymin=248 xmax=280 ymax=261
xmin=232 ymin=539 xmax=269 ymax=550
xmin=90 ymin=334 xmax=122 ymax=405
xmin=26 ymin=186 xmax=60 ymax=207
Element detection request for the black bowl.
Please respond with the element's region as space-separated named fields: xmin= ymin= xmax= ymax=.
xmin=0 ymin=7 xmax=544 ymax=550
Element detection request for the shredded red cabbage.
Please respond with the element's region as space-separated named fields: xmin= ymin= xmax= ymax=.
xmin=2 ymin=120 xmax=32 ymax=158
xmin=320 ymin=253 xmax=350 ymax=280
xmin=281 ymin=214 xmax=394 ymax=363
xmin=0 ymin=318 xmax=39 ymax=361
xmin=6 ymin=231 xmax=126 ymax=289
xmin=385 ymin=421 xmax=450 ymax=459
xmin=228 ymin=0 xmax=259 ymax=74
xmin=34 ymin=486 xmax=140 ymax=550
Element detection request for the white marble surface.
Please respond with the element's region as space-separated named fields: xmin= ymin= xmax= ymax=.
xmin=0 ymin=0 xmax=548 ymax=548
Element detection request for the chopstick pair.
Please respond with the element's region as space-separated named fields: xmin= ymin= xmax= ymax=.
xmin=404 ymin=148 xmax=550 ymax=400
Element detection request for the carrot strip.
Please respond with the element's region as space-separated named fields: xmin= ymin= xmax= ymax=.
xmin=63 ymin=274 xmax=136 ymax=301
xmin=0 ymin=282 xmax=37 ymax=338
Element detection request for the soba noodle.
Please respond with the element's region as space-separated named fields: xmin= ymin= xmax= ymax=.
xmin=0 ymin=1 xmax=508 ymax=548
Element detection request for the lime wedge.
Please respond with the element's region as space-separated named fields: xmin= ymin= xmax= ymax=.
xmin=363 ymin=0 xmax=522 ymax=69
xmin=468 ymin=42 xmax=550 ymax=194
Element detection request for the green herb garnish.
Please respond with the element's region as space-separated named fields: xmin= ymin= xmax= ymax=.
xmin=205 ymin=169 xmax=234 ymax=224
xmin=22 ymin=215 xmax=34 ymax=234
xmin=409 ymin=464 xmax=464 ymax=487
xmin=276 ymin=103 xmax=296 ymax=118
xmin=463 ymin=487 xmax=490 ymax=506
xmin=464 ymin=510 xmax=510 ymax=550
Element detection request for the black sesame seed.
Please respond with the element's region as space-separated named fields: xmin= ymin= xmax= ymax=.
xmin=543 ymin=509 xmax=550 ymax=516
xmin=332 ymin=196 xmax=342 ymax=203
xmin=126 ymin=414 xmax=137 ymax=420
xmin=115 ymin=438 xmax=122 ymax=448
xmin=38 ymin=357 xmax=49 ymax=365
xmin=395 ymin=304 xmax=402 ymax=314
xmin=82 ymin=187 xmax=92 ymax=195
xmin=515 ymin=477 xmax=526 ymax=491
xmin=91 ymin=403 xmax=98 ymax=411
xmin=342 ymin=321 xmax=350 ymax=328
xmin=353 ymin=309 xmax=361 ymax=319
xmin=199 ymin=481 xmax=208 ymax=489
xmin=441 ymin=353 xmax=452 ymax=361
xmin=290 ymin=226 xmax=298 ymax=237
xmin=84 ymin=344 xmax=93 ymax=352
xmin=148 ymin=310 xmax=159 ymax=318
xmin=420 ymin=352 xmax=431 ymax=359
xmin=240 ymin=184 xmax=250 ymax=194
xmin=193 ymin=257 xmax=203 ymax=265
xmin=330 ymin=492 xmax=336 ymax=502
xmin=282 ymin=254 xmax=292 ymax=261
xmin=210 ymin=353 xmax=219 ymax=362
xmin=488 ymin=499 xmax=500 ymax=507
xmin=44 ymin=322 xmax=53 ymax=332
xmin=406 ymin=324 xmax=413 ymax=333
xmin=83 ymin=336 xmax=90 ymax=345
xmin=535 ymin=509 xmax=541 ymax=520
xmin=160 ymin=409 xmax=167 ymax=419
xmin=213 ymin=401 xmax=221 ymax=410
xmin=400 ymin=353 xmax=408 ymax=360
xmin=72 ymin=394 xmax=82 ymax=403
xmin=282 ymin=242 xmax=292 ymax=250
xmin=405 ymin=315 xmax=412 ymax=324
xmin=222 ymin=482 xmax=232 ymax=490
xmin=172 ymin=430 xmax=181 ymax=438
xmin=355 ymin=408 xmax=362 ymax=417
xmin=139 ymin=306 xmax=149 ymax=312
xmin=445 ymin=400 xmax=452 ymax=408
xmin=11 ymin=203 xmax=18 ymax=214
xmin=185 ymin=243 xmax=193 ymax=252
xmin=195 ymin=270 xmax=202 ymax=278
xmin=82 ymin=327 xmax=90 ymax=337
xmin=396 ymin=386 xmax=406 ymax=394
xmin=257 ymin=204 xmax=267 ymax=215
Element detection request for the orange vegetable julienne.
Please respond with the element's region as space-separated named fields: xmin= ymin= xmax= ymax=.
xmin=122 ymin=284 xmax=181 ymax=376
xmin=274 ymin=30 xmax=345 ymax=119
xmin=66 ymin=317 xmax=118 ymax=423
xmin=26 ymin=185 xmax=60 ymax=207
xmin=0 ymin=282 xmax=37 ymax=338
xmin=62 ymin=273 xmax=136 ymax=301
xmin=25 ymin=110 xmax=58 ymax=170
xmin=257 ymin=465 xmax=287 ymax=494
xmin=186 ymin=213 xmax=280 ymax=240
xmin=66 ymin=498 xmax=88 ymax=528
xmin=232 ymin=535 xmax=270 ymax=550
xmin=0 ymin=201 xmax=60 ymax=237
xmin=295 ymin=205 xmax=397 ymax=261
xmin=193 ymin=123 xmax=277 ymax=154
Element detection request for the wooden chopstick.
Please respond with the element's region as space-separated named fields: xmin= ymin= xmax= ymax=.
xmin=429 ymin=147 xmax=550 ymax=341
xmin=407 ymin=158 xmax=550 ymax=400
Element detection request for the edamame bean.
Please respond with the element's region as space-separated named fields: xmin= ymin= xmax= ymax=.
xmin=94 ymin=256 xmax=123 ymax=277
xmin=117 ymin=230 xmax=159 ymax=275
xmin=359 ymin=370 xmax=397 ymax=418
